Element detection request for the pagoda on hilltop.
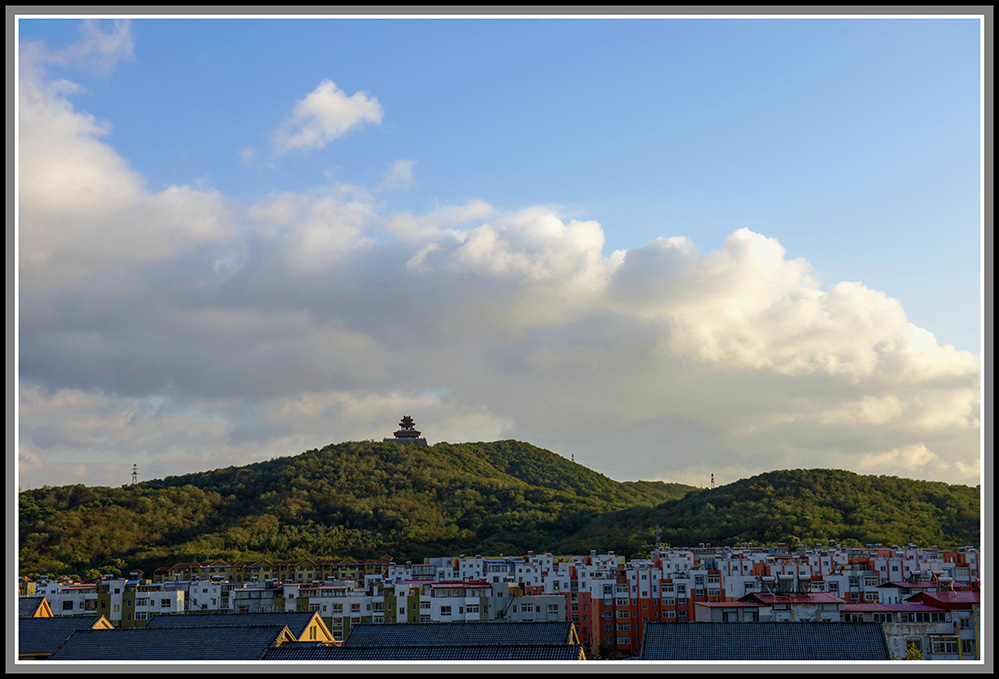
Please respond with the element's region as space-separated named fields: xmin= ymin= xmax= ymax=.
xmin=384 ymin=414 xmax=428 ymax=446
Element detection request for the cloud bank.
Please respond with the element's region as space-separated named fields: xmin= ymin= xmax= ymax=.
xmin=17 ymin=32 xmax=981 ymax=490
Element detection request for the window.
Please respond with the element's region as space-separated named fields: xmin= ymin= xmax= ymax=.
xmin=616 ymin=636 xmax=631 ymax=645
xmin=962 ymin=640 xmax=976 ymax=656
xmin=616 ymin=597 xmax=629 ymax=606
xmin=932 ymin=640 xmax=958 ymax=655
xmin=616 ymin=610 xmax=630 ymax=619
xmin=160 ymin=599 xmax=171 ymax=608
xmin=441 ymin=606 xmax=452 ymax=616
xmin=134 ymin=611 xmax=148 ymax=620
xmin=616 ymin=623 xmax=630 ymax=631
xmin=62 ymin=601 xmax=74 ymax=611
xmin=663 ymin=598 xmax=675 ymax=606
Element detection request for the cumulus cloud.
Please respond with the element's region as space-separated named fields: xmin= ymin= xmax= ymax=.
xmin=18 ymin=42 xmax=235 ymax=283
xmin=386 ymin=199 xmax=494 ymax=242
xmin=16 ymin=35 xmax=981 ymax=490
xmin=610 ymin=229 xmax=980 ymax=383
xmin=246 ymin=185 xmax=376 ymax=271
xmin=272 ymin=80 xmax=383 ymax=154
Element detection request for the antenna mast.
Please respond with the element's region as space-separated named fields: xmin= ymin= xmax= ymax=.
xmin=131 ymin=464 xmax=138 ymax=485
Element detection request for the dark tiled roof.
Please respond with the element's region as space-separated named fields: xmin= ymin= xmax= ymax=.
xmin=48 ymin=624 xmax=291 ymax=661
xmin=18 ymin=616 xmax=107 ymax=655
xmin=146 ymin=611 xmax=319 ymax=637
xmin=344 ymin=622 xmax=576 ymax=647
xmin=18 ymin=595 xmax=48 ymax=618
xmin=264 ymin=644 xmax=585 ymax=661
xmin=639 ymin=622 xmax=891 ymax=660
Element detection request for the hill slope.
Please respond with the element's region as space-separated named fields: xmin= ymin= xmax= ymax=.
xmin=18 ymin=447 xmax=979 ymax=579
xmin=559 ymin=468 xmax=980 ymax=555
xmin=18 ymin=440 xmax=694 ymax=577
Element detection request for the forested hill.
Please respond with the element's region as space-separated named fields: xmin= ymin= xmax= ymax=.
xmin=18 ymin=440 xmax=694 ymax=577
xmin=560 ymin=468 xmax=980 ymax=555
xmin=18 ymin=443 xmax=979 ymax=580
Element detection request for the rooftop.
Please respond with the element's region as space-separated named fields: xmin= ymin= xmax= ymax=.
xmin=640 ymin=622 xmax=891 ymax=661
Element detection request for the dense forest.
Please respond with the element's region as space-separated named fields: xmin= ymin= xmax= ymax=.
xmin=18 ymin=440 xmax=692 ymax=577
xmin=18 ymin=440 xmax=980 ymax=579
xmin=562 ymin=468 xmax=981 ymax=555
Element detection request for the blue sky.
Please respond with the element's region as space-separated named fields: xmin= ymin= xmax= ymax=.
xmin=16 ymin=14 xmax=983 ymax=490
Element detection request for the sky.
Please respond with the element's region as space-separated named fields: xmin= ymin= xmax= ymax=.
xmin=15 ymin=13 xmax=984 ymax=491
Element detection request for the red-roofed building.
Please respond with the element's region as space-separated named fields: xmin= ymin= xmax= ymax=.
xmin=738 ymin=591 xmax=845 ymax=622
xmin=901 ymin=590 xmax=980 ymax=660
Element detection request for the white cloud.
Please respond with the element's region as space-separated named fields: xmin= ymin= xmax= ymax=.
xmin=246 ymin=186 xmax=376 ymax=271
xmin=845 ymin=444 xmax=947 ymax=476
xmin=272 ymin=80 xmax=383 ymax=154
xmin=17 ymin=48 xmax=235 ymax=283
xmin=43 ymin=19 xmax=135 ymax=74
xmin=385 ymin=199 xmax=493 ymax=242
xmin=610 ymin=228 xmax=979 ymax=384
xmin=379 ymin=159 xmax=416 ymax=191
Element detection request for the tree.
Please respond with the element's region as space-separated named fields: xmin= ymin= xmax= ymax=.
xmin=904 ymin=643 xmax=923 ymax=660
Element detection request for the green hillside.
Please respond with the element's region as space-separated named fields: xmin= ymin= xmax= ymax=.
xmin=18 ymin=440 xmax=694 ymax=578
xmin=18 ymin=445 xmax=979 ymax=580
xmin=560 ymin=468 xmax=981 ymax=555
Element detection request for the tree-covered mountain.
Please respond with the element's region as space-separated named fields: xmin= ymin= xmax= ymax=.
xmin=18 ymin=440 xmax=693 ymax=577
xmin=18 ymin=442 xmax=980 ymax=579
xmin=561 ymin=468 xmax=981 ymax=555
